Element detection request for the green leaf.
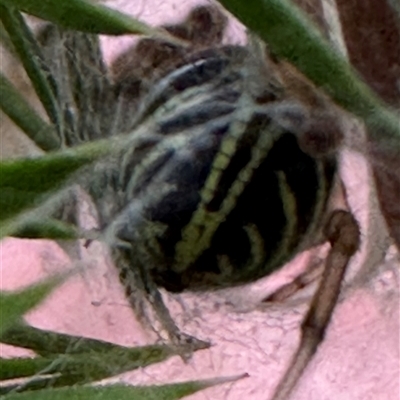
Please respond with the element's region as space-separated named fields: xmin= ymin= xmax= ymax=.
xmin=0 ymin=153 xmax=86 ymax=223
xmin=0 ymin=375 xmax=247 ymax=400
xmin=0 ymin=72 xmax=60 ymax=151
xmin=8 ymin=218 xmax=79 ymax=240
xmin=1 ymin=323 xmax=121 ymax=356
xmin=0 ymin=135 xmax=127 ymax=225
xmin=0 ymin=20 xmax=16 ymax=55
xmin=0 ymin=278 xmax=62 ymax=335
xmin=217 ymin=0 xmax=400 ymax=148
xmin=0 ymin=324 xmax=212 ymax=391
xmin=0 ymin=345 xmax=176 ymax=390
xmin=0 ymin=6 xmax=62 ymax=131
xmin=0 ymin=357 xmax=52 ymax=381
xmin=0 ymin=0 xmax=159 ymax=36
xmin=1 ymin=323 xmax=175 ymax=359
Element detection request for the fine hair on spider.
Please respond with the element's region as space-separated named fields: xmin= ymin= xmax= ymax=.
xmin=15 ymin=4 xmax=398 ymax=400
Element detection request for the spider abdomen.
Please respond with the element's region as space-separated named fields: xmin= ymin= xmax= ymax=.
xmin=100 ymin=46 xmax=337 ymax=293
xmin=151 ymin=130 xmax=336 ymax=292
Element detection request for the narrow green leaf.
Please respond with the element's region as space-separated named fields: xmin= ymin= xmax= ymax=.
xmin=0 ymin=323 xmax=111 ymax=356
xmin=0 ymin=135 xmax=126 ymax=224
xmin=0 ymin=375 xmax=248 ymax=400
xmin=1 ymin=324 xmax=210 ymax=391
xmin=0 ymin=20 xmax=16 ymax=55
xmin=0 ymin=6 xmax=62 ymax=130
xmin=0 ymin=0 xmax=157 ymax=36
xmin=1 ymin=323 xmax=174 ymax=358
xmin=217 ymin=0 xmax=400 ymax=147
xmin=8 ymin=218 xmax=79 ymax=240
xmin=0 ymin=346 xmax=176 ymax=390
xmin=0 ymin=278 xmax=63 ymax=335
xmin=0 ymin=72 xmax=60 ymax=151
xmin=0 ymin=357 xmax=52 ymax=381
xmin=0 ymin=154 xmax=82 ymax=223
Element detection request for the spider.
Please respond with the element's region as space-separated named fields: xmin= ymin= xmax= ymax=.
xmin=3 ymin=3 xmax=398 ymax=400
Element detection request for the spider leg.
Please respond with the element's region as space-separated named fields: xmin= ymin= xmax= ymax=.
xmin=107 ymin=196 xmax=211 ymax=359
xmin=270 ymin=209 xmax=360 ymax=400
xmin=37 ymin=23 xmax=115 ymax=146
xmin=112 ymin=243 xmax=209 ymax=361
xmin=263 ymin=252 xmax=325 ymax=303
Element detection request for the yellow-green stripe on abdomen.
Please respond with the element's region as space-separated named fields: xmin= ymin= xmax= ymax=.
xmin=155 ymin=126 xmax=335 ymax=291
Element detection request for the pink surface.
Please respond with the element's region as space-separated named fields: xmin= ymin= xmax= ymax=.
xmin=1 ymin=232 xmax=399 ymax=400
xmin=1 ymin=1 xmax=399 ymax=399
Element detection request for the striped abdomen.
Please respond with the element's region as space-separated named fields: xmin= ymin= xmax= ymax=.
xmin=100 ymin=46 xmax=337 ymax=293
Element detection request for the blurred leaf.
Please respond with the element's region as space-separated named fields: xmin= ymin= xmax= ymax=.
xmin=1 ymin=375 xmax=247 ymax=400
xmin=0 ymin=20 xmax=16 ymax=55
xmin=0 ymin=278 xmax=62 ymax=335
xmin=0 ymin=323 xmax=213 ymax=392
xmin=7 ymin=218 xmax=80 ymax=240
xmin=0 ymin=6 xmax=62 ymax=131
xmin=0 ymin=72 xmax=59 ymax=151
xmin=0 ymin=357 xmax=52 ymax=381
xmin=0 ymin=345 xmax=176 ymax=390
xmin=0 ymin=134 xmax=128 ymax=227
xmin=217 ymin=0 xmax=400 ymax=148
xmin=0 ymin=0 xmax=160 ymax=36
xmin=1 ymin=322 xmax=175 ymax=358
